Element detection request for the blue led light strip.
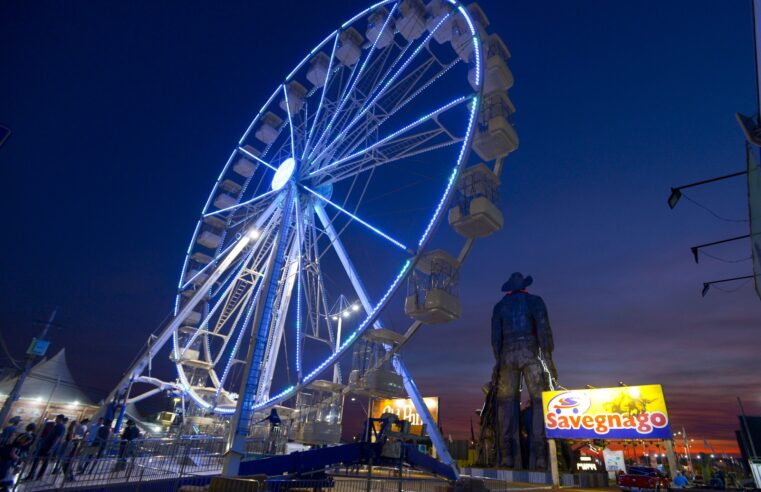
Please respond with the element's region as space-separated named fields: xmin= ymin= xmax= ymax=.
xmin=238 ymin=146 xmax=278 ymax=172
xmin=301 ymin=184 xmax=409 ymax=252
xmin=293 ymin=194 xmax=303 ymax=376
xmin=282 ymin=84 xmax=296 ymax=157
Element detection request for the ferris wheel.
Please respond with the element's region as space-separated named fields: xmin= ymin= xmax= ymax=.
xmin=107 ymin=0 xmax=517 ymax=460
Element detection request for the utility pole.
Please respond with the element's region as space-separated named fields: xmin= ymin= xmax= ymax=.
xmin=0 ymin=309 xmax=57 ymax=426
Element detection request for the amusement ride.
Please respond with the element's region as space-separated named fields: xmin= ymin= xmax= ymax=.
xmin=100 ymin=0 xmax=518 ymax=476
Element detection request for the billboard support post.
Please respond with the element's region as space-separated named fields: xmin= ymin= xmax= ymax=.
xmin=548 ymin=439 xmax=560 ymax=488
xmin=664 ymin=439 xmax=678 ymax=479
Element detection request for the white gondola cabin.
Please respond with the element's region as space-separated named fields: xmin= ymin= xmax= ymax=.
xmin=366 ymin=7 xmax=394 ymax=49
xmin=279 ymin=80 xmax=307 ymax=115
xmin=448 ymin=163 xmax=503 ymax=238
xmin=425 ymin=0 xmax=453 ymax=44
xmin=396 ymin=0 xmax=426 ymax=42
xmin=306 ymin=52 xmax=330 ymax=88
xmin=404 ymin=250 xmax=461 ymax=324
xmin=450 ymin=3 xmax=489 ymax=63
xmin=472 ymin=90 xmax=518 ymax=161
xmin=196 ymin=230 xmax=222 ymax=250
xmin=349 ymin=329 xmax=405 ymax=398
xmin=213 ymin=193 xmax=238 ymax=211
xmin=184 ymin=269 xmax=209 ymax=287
xmin=292 ymin=380 xmax=344 ymax=445
xmin=255 ymin=112 xmax=283 ymax=145
xmin=233 ymin=146 xmax=259 ymax=177
xmin=469 ymin=33 xmax=514 ymax=92
xmin=336 ymin=27 xmax=364 ymax=67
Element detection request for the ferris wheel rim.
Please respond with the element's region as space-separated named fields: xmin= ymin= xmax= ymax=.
xmin=172 ymin=0 xmax=485 ymax=415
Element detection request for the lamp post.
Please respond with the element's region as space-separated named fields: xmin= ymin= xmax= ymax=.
xmin=327 ymin=295 xmax=360 ymax=384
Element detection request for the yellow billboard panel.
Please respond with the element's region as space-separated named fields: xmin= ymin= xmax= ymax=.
xmin=542 ymin=385 xmax=672 ymax=440
xmin=370 ymin=397 xmax=439 ymax=436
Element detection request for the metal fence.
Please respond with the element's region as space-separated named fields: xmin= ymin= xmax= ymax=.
xmin=9 ymin=435 xmax=456 ymax=492
xmin=11 ymin=436 xmax=260 ymax=492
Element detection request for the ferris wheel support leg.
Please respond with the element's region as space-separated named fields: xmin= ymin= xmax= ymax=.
xmin=393 ymin=355 xmax=460 ymax=480
xmin=224 ymin=189 xmax=295 ymax=477
xmin=315 ymin=202 xmax=458 ymax=477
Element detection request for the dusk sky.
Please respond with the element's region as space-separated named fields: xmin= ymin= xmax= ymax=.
xmin=1 ymin=0 xmax=759 ymax=454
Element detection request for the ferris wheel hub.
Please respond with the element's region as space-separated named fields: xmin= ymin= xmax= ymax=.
xmin=271 ymin=157 xmax=297 ymax=191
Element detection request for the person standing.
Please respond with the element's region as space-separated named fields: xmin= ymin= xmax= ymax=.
xmin=51 ymin=418 xmax=75 ymax=475
xmin=672 ymin=471 xmax=689 ymax=488
xmin=23 ymin=414 xmax=65 ymax=480
xmin=13 ymin=424 xmax=36 ymax=461
xmin=114 ymin=420 xmax=140 ymax=472
xmin=0 ymin=417 xmax=21 ymax=447
xmin=62 ymin=418 xmax=88 ymax=481
xmin=78 ymin=418 xmax=109 ymax=474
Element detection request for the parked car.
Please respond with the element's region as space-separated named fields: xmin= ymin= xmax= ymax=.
xmin=617 ymin=466 xmax=671 ymax=492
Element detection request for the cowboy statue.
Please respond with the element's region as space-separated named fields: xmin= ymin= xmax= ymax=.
xmin=488 ymin=272 xmax=557 ymax=470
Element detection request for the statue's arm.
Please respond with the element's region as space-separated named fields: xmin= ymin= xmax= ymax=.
xmin=534 ymin=297 xmax=554 ymax=354
xmin=491 ymin=304 xmax=502 ymax=361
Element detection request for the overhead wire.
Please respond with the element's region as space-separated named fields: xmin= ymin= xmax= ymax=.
xmin=699 ymin=250 xmax=753 ymax=263
xmin=681 ymin=192 xmax=749 ymax=223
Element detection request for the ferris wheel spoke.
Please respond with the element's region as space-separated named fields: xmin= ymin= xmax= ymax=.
xmin=310 ymin=94 xmax=470 ymax=180
xmin=282 ymin=84 xmax=297 ymax=157
xmin=307 ymin=5 xmax=397 ymax=162
xmin=302 ymin=33 xmax=339 ymax=160
xmin=309 ymin=41 xmax=413 ymax=166
xmin=302 ymin=184 xmax=409 ymax=253
xmin=298 ymin=217 xmax=329 ymax=342
xmin=330 ymin=57 xmax=461 ymax=164
xmin=310 ymin=11 xmax=454 ymax=169
xmin=203 ymin=188 xmax=279 ymax=219
xmin=322 ymin=132 xmax=464 ymax=186
xmin=307 ymin=53 xmax=361 ymax=162
xmin=238 ymin=146 xmax=278 ymax=172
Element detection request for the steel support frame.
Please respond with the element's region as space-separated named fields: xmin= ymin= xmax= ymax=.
xmin=224 ymin=187 xmax=295 ymax=476
xmin=314 ymin=202 xmax=458 ymax=478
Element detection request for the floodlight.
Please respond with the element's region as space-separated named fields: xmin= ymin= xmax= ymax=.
xmin=668 ymin=188 xmax=682 ymax=209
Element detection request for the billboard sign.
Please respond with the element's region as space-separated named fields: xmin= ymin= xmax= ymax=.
xmin=542 ymin=384 xmax=672 ymax=440
xmin=370 ymin=397 xmax=439 ymax=436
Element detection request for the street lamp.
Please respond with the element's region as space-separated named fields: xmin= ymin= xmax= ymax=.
xmin=667 ymin=171 xmax=747 ymax=209
xmin=327 ymin=295 xmax=361 ymax=384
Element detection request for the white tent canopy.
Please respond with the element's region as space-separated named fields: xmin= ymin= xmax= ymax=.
xmin=0 ymin=349 xmax=93 ymax=405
